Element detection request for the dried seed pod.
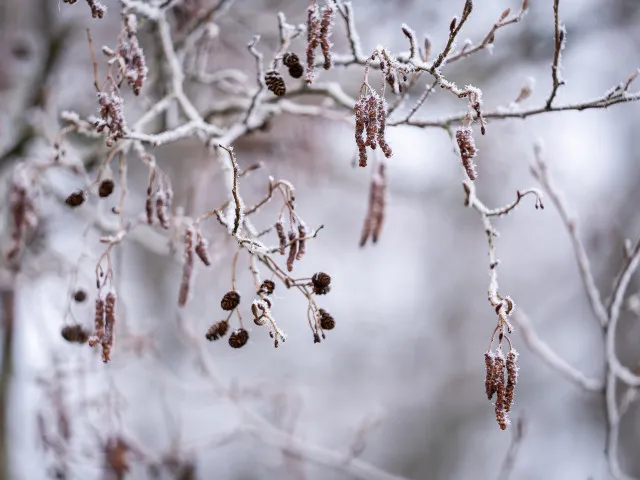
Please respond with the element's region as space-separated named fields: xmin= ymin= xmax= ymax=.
xmin=228 ymin=328 xmax=249 ymax=348
xmin=258 ymin=279 xmax=275 ymax=296
xmin=484 ymin=352 xmax=496 ymax=400
xmin=318 ymin=308 xmax=335 ymax=330
xmin=205 ymin=320 xmax=229 ymax=341
xmin=65 ymin=190 xmax=86 ymax=207
xmin=311 ymin=272 xmax=331 ymax=295
xmin=221 ymin=291 xmax=241 ymax=311
xmin=265 ymin=70 xmax=286 ymax=97
xmin=456 ymin=126 xmax=478 ymax=180
xmin=98 ymin=179 xmax=115 ymax=198
xmin=73 ymin=289 xmax=87 ymax=303
xmin=505 ymin=348 xmax=519 ymax=413
xmin=61 ymin=324 xmax=89 ymax=344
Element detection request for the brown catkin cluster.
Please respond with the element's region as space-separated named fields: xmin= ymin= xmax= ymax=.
xmin=306 ymin=2 xmax=333 ymax=83
xmin=205 ymin=320 xmax=229 ymax=341
xmin=360 ymin=163 xmax=387 ymax=246
xmin=354 ymin=92 xmax=393 ymax=167
xmin=283 ymin=53 xmax=304 ymax=79
xmin=484 ymin=348 xmax=518 ymax=430
xmin=265 ymin=70 xmax=286 ymax=97
xmin=319 ymin=6 xmax=334 ymax=70
xmin=277 ymin=211 xmax=309 ymax=273
xmin=456 ymin=126 xmax=478 ymax=180
xmin=178 ymin=227 xmax=194 ymax=307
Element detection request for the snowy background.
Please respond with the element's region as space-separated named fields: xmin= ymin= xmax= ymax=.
xmin=1 ymin=0 xmax=640 ymax=479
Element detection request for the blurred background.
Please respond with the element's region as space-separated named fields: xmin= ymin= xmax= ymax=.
xmin=1 ymin=0 xmax=640 ymax=479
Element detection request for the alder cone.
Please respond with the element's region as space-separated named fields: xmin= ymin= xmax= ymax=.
xmin=98 ymin=179 xmax=115 ymax=197
xmin=288 ymin=63 xmax=304 ymax=79
xmin=265 ymin=71 xmax=286 ymax=97
xmin=221 ymin=291 xmax=240 ymax=311
xmin=229 ymin=328 xmax=249 ymax=348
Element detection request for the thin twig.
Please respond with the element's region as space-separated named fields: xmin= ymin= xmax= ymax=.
xmin=545 ymin=0 xmax=565 ymax=109
xmin=531 ymin=145 xmax=608 ymax=327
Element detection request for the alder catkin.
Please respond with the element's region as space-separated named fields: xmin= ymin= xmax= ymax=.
xmin=319 ymin=6 xmax=334 ymax=70
xmin=296 ymin=224 xmax=307 ymax=261
xmin=504 ymin=349 xmax=519 ymax=413
xmin=306 ymin=2 xmax=320 ymax=83
xmin=275 ymin=221 xmax=287 ymax=254
xmin=194 ymin=230 xmax=211 ymax=266
xmin=354 ymin=98 xmax=368 ymax=167
xmin=493 ymin=350 xmax=509 ymax=430
xmin=286 ymin=231 xmax=298 ymax=272
xmin=484 ymin=352 xmax=496 ymax=400
xmin=178 ymin=227 xmax=194 ymax=307
xmin=456 ymin=126 xmax=478 ymax=180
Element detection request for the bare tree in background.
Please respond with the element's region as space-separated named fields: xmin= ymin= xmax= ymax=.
xmin=1 ymin=0 xmax=640 ymax=478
